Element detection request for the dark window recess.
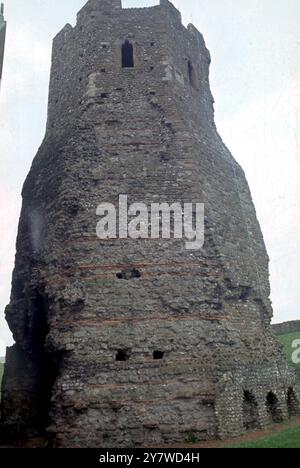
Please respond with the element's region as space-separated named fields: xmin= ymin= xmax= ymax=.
xmin=243 ymin=391 xmax=259 ymax=430
xmin=122 ymin=40 xmax=134 ymax=68
xmin=266 ymin=392 xmax=283 ymax=423
xmin=116 ymin=269 xmax=141 ymax=280
xmin=101 ymin=93 xmax=109 ymax=98
xmin=150 ymin=66 xmax=154 ymax=71
xmin=116 ymin=350 xmax=131 ymax=362
xmin=188 ymin=60 xmax=197 ymax=89
xmin=149 ymin=91 xmax=156 ymax=95
xmin=151 ymin=42 xmax=155 ymax=46
xmin=287 ymin=387 xmax=299 ymax=418
xmin=153 ymin=351 xmax=164 ymax=360
xmin=101 ymin=69 xmax=106 ymax=73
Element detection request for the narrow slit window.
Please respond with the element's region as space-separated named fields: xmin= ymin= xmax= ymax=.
xmin=122 ymin=40 xmax=134 ymax=68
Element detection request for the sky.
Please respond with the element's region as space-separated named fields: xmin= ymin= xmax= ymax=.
xmin=0 ymin=0 xmax=299 ymax=356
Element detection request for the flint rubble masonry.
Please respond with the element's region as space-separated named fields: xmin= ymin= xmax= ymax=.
xmin=1 ymin=0 xmax=299 ymax=447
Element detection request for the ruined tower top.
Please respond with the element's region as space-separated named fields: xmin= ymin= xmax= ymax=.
xmin=46 ymin=0 xmax=212 ymax=137
xmin=77 ymin=0 xmax=122 ymax=15
xmin=76 ymin=0 xmax=181 ymax=20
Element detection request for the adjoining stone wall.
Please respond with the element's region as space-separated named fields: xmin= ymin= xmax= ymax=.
xmin=1 ymin=0 xmax=299 ymax=447
xmin=272 ymin=321 xmax=300 ymax=336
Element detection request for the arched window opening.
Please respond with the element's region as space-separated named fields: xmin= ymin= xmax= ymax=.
xmin=122 ymin=40 xmax=134 ymax=68
xmin=243 ymin=391 xmax=259 ymax=430
xmin=188 ymin=60 xmax=197 ymax=90
xmin=266 ymin=392 xmax=283 ymax=423
xmin=287 ymin=387 xmax=300 ymax=418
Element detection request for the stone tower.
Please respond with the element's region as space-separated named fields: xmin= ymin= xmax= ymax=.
xmin=1 ymin=0 xmax=299 ymax=447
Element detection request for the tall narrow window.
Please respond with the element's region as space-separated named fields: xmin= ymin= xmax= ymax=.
xmin=188 ymin=60 xmax=197 ymax=89
xmin=122 ymin=40 xmax=134 ymax=68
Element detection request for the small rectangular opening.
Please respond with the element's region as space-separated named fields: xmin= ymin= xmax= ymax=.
xmin=153 ymin=351 xmax=164 ymax=360
xmin=116 ymin=350 xmax=131 ymax=362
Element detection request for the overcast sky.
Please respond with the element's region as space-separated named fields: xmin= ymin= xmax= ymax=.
xmin=0 ymin=0 xmax=299 ymax=356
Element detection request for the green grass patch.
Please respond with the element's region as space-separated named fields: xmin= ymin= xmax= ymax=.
xmin=229 ymin=424 xmax=300 ymax=448
xmin=277 ymin=332 xmax=300 ymax=378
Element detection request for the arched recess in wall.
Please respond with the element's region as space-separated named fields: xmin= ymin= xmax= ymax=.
xmin=242 ymin=391 xmax=260 ymax=430
xmin=188 ymin=60 xmax=198 ymax=90
xmin=122 ymin=40 xmax=134 ymax=68
xmin=287 ymin=387 xmax=300 ymax=418
xmin=266 ymin=392 xmax=283 ymax=423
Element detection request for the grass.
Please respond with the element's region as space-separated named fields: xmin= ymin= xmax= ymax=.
xmin=277 ymin=332 xmax=300 ymax=378
xmin=228 ymin=424 xmax=300 ymax=448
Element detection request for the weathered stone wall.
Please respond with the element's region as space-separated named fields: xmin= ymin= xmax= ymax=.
xmin=1 ymin=0 xmax=299 ymax=447
xmin=272 ymin=321 xmax=300 ymax=336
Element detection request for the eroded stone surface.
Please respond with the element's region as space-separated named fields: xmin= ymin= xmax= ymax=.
xmin=1 ymin=0 xmax=299 ymax=448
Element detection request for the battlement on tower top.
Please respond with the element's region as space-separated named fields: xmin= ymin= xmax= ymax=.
xmin=76 ymin=0 xmax=182 ymax=27
xmin=54 ymin=0 xmax=197 ymax=51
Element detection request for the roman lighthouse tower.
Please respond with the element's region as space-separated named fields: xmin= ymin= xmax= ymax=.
xmin=1 ymin=0 xmax=299 ymax=447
